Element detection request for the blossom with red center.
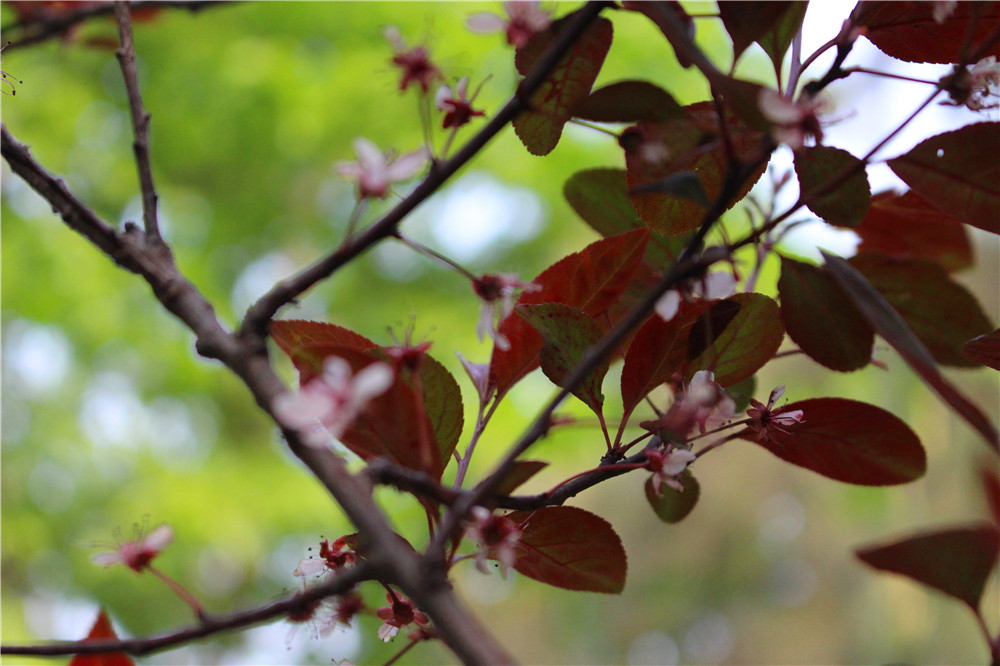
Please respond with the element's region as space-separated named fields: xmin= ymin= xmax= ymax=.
xmin=376 ymin=592 xmax=429 ymax=642
xmin=285 ymin=593 xmax=337 ymax=647
xmin=655 ymin=271 xmax=737 ymax=322
xmin=757 ymin=89 xmax=827 ymax=150
xmin=384 ymin=26 xmax=441 ymax=93
xmin=435 ymin=77 xmax=486 ymax=129
xmin=651 ymin=371 xmax=736 ymax=438
xmin=294 ymin=536 xmax=357 ymax=578
xmin=464 ymin=506 xmax=522 ymax=576
xmin=473 ymin=273 xmax=540 ymax=350
xmin=92 ymin=523 xmax=173 ymax=573
xmin=272 ymin=356 xmax=394 ymax=447
xmin=467 ymin=1 xmax=553 ymax=49
xmin=942 ymin=56 xmax=1000 ymax=112
xmin=644 ymin=447 xmax=698 ymax=496
xmin=746 ymin=385 xmax=804 ymax=444
xmin=335 ymin=137 xmax=429 ymax=200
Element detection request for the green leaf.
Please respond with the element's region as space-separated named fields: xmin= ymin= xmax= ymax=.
xmin=644 ymin=471 xmax=700 ymax=523
xmin=794 ymin=145 xmax=871 ymax=228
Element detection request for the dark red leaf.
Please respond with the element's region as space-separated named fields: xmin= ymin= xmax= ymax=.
xmin=887 ymin=123 xmax=1000 ymax=234
xmin=644 ymin=471 xmax=700 ymax=523
xmin=719 ymin=2 xmax=807 ymax=77
xmin=507 ymin=506 xmax=627 ymax=593
xmin=854 ymin=190 xmax=973 ymax=272
xmin=963 ymin=329 xmax=1000 ymax=370
xmin=856 ymin=524 xmax=1000 ymax=609
xmin=850 ymin=254 xmax=993 ymax=367
xmin=68 ymin=608 xmax=134 ymax=666
xmin=573 ymin=80 xmax=686 ymax=123
xmin=494 ymin=461 xmax=549 ymax=496
xmin=854 ymin=1 xmax=1000 ymax=64
xmin=622 ymin=102 xmax=766 ymax=236
xmin=685 ymin=293 xmax=784 ymax=387
xmin=513 ymin=16 xmax=613 ymax=155
xmin=982 ymin=464 xmax=1000 ymax=526
xmin=794 ymin=145 xmax=871 ymax=228
xmin=736 ymin=397 xmax=927 ymax=485
xmin=778 ymin=256 xmax=874 ymax=371
xmin=563 ymin=168 xmax=686 ymax=268
xmin=271 ymin=320 xmax=375 ymax=382
xmin=489 ymin=229 xmax=650 ymax=399
xmin=515 ymin=303 xmax=608 ymax=414
xmin=824 ymin=253 xmax=999 ymax=449
xmin=620 ymin=301 xmax=712 ymax=415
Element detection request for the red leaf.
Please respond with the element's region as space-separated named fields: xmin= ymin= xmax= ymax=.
xmin=513 ymin=16 xmax=613 ymax=155
xmin=685 ymin=293 xmax=785 ymax=387
xmin=850 ymin=254 xmax=993 ymax=367
xmin=718 ymin=1 xmax=807 ymax=77
xmin=563 ymin=168 xmax=686 ymax=268
xmin=778 ymin=257 xmax=874 ymax=371
xmin=620 ymin=301 xmax=711 ymax=415
xmin=507 ymin=506 xmax=627 ymax=593
xmin=494 ymin=460 xmax=549 ymax=496
xmin=736 ymin=398 xmax=927 ymax=485
xmin=68 ymin=608 xmax=134 ymax=666
xmin=271 ymin=320 xmax=375 ymax=383
xmin=489 ymin=229 xmax=649 ymax=399
xmin=856 ymin=524 xmax=1000 ymax=609
xmin=887 ymin=123 xmax=1000 ymax=235
xmin=854 ymin=190 xmax=973 ymax=272
xmin=963 ymin=329 xmax=1000 ymax=370
xmin=824 ymin=253 xmax=999 ymax=450
xmin=794 ymin=145 xmax=871 ymax=228
xmin=854 ymin=1 xmax=1000 ymax=64
xmin=572 ymin=80 xmax=686 ymax=123
xmin=623 ymin=103 xmax=766 ymax=236
xmin=515 ymin=303 xmax=609 ymax=415
xmin=644 ymin=471 xmax=700 ymax=523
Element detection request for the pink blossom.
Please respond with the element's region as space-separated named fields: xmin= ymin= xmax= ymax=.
xmin=467 ymin=1 xmax=552 ymax=49
xmin=655 ymin=370 xmax=736 ymax=438
xmin=933 ymin=0 xmax=957 ymax=23
xmin=384 ymin=26 xmax=441 ymax=93
xmin=335 ymin=137 xmax=429 ymax=200
xmin=285 ymin=593 xmax=338 ymax=647
xmin=758 ymin=89 xmax=827 ymax=150
xmin=92 ymin=523 xmax=173 ymax=573
xmin=294 ymin=536 xmax=356 ymax=577
xmin=464 ymin=506 xmax=522 ymax=576
xmin=967 ymin=56 xmax=1000 ymax=111
xmin=435 ymin=77 xmax=486 ymax=129
xmin=376 ymin=592 xmax=429 ymax=642
xmin=644 ymin=447 xmax=698 ymax=496
xmin=746 ymin=385 xmax=805 ymax=444
xmin=473 ymin=273 xmax=540 ymax=351
xmin=655 ymin=271 xmax=737 ymax=322
xmin=273 ymin=356 xmax=394 ymax=447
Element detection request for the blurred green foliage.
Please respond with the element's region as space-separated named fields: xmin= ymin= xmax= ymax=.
xmin=1 ymin=2 xmax=997 ymax=665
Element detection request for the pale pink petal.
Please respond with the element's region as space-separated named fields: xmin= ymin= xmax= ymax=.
xmin=322 ymin=356 xmax=353 ymax=388
xmin=758 ymin=89 xmax=802 ymax=124
xmin=143 ymin=524 xmax=174 ymax=552
xmin=273 ymin=390 xmax=330 ymax=430
xmin=457 ymin=352 xmax=490 ymax=400
xmin=353 ymin=137 xmax=385 ymax=172
xmin=768 ymin=385 xmax=786 ymax=406
xmin=655 ymin=290 xmax=681 ymax=321
xmin=293 ymin=558 xmax=328 ymax=577
xmin=455 ymin=76 xmax=470 ymax=100
xmin=384 ymin=148 xmax=429 ymax=181
xmin=687 ymin=371 xmax=717 ymax=405
xmin=92 ymin=552 xmax=125 ymax=567
xmin=378 ymin=623 xmax=399 ymax=642
xmin=434 ymin=83 xmax=452 ymax=110
xmin=476 ymin=303 xmax=495 ymax=343
xmin=353 ymin=362 xmax=394 ymax=402
xmin=467 ymin=12 xmax=506 ymax=33
xmin=661 ymin=449 xmax=697 ymax=475
xmin=774 ymin=409 xmax=805 ymax=425
xmin=702 ymin=271 xmax=737 ymax=300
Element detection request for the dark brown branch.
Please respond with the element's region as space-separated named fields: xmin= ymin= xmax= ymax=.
xmin=1 ymin=564 xmax=371 ymax=658
xmin=240 ymin=1 xmax=615 ymax=338
xmin=114 ymin=1 xmax=161 ymax=243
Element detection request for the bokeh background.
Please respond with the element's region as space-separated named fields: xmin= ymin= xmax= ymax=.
xmin=2 ymin=2 xmax=997 ymax=664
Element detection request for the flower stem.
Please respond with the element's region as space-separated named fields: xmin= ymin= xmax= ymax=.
xmin=394 ymin=232 xmax=479 ymax=281
xmin=147 ymin=565 xmax=207 ymax=621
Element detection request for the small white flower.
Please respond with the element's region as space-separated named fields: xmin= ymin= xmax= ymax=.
xmin=335 ymin=137 xmax=429 ymax=200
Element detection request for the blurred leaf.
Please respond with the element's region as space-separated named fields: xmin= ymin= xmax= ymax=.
xmin=888 ymin=123 xmax=1000 ymax=234
xmin=850 ymin=254 xmax=993 ymax=367
xmin=824 ymin=253 xmax=999 ymax=449
xmin=794 ymin=145 xmax=870 ymax=228
xmin=271 ymin=320 xmax=376 ymax=383
xmin=573 ymin=80 xmax=686 ymax=123
xmin=854 ymin=1 xmax=1000 ymax=64
xmin=630 ymin=171 xmax=708 ymax=206
xmin=68 ymin=608 xmax=134 ymax=666
xmin=736 ymin=398 xmax=927 ymax=485
xmin=514 ymin=15 xmax=614 ymax=155
xmin=779 ymin=256 xmax=874 ymax=371
xmin=856 ymin=524 xmax=1000 ymax=608
xmin=516 ymin=303 xmax=608 ymax=414
xmin=494 ymin=461 xmax=549 ymax=496
xmin=686 ymin=293 xmax=784 ymax=387
xmin=854 ymin=190 xmax=973 ymax=272
xmin=413 ymin=354 xmax=464 ymax=467
xmin=962 ymin=329 xmax=1000 ymax=370
xmin=719 ymin=1 xmax=807 ymax=76
xmin=507 ymin=506 xmax=627 ymax=593
xmin=644 ymin=470 xmax=699 ymax=523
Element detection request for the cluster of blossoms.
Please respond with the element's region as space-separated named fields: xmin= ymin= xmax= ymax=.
xmin=473 ymin=273 xmax=541 ymax=350
xmin=652 ymin=370 xmax=737 ymax=439
xmin=293 ymin=536 xmax=357 ymax=578
xmin=272 ymin=356 xmax=394 ymax=447
xmin=464 ymin=506 xmax=522 ymax=576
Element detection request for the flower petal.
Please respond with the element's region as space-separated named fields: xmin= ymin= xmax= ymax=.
xmin=142 ymin=524 xmax=174 ymax=552
xmin=466 ymin=12 xmax=506 ymax=33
